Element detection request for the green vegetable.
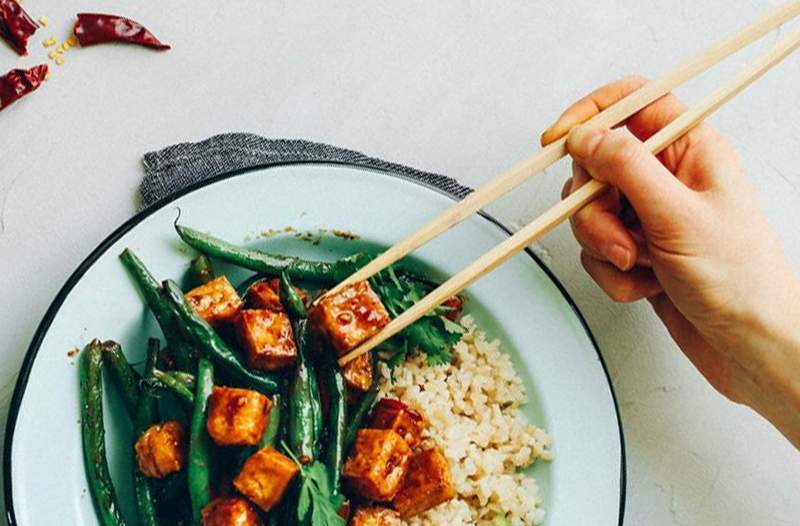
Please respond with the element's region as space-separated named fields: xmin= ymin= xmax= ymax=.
xmin=175 ymin=224 xmax=367 ymax=283
xmin=236 ymin=273 xmax=267 ymax=298
xmin=133 ymin=338 xmax=162 ymax=526
xmin=288 ymin=320 xmax=318 ymax=464
xmin=100 ymin=340 xmax=140 ymax=416
xmin=162 ymin=279 xmax=281 ymax=394
xmin=188 ymin=357 xmax=215 ymax=523
xmin=152 ymin=369 xmax=195 ymax=405
xmin=370 ymin=267 xmax=464 ymax=365
xmin=279 ymin=271 xmax=308 ymax=319
xmin=283 ymin=447 xmax=345 ymax=526
xmin=323 ymin=362 xmax=347 ymax=495
xmin=80 ymin=340 xmax=128 ymax=526
xmin=120 ymin=248 xmax=194 ymax=370
xmin=189 ymin=254 xmax=215 ymax=286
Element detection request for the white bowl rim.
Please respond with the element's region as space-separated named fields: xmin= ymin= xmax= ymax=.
xmin=2 ymin=160 xmax=627 ymax=525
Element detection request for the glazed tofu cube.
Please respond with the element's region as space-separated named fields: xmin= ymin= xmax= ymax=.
xmin=370 ymin=398 xmax=425 ymax=448
xmin=201 ymin=497 xmax=262 ymax=526
xmin=247 ymin=278 xmax=307 ymax=311
xmin=206 ymin=386 xmax=272 ymax=446
xmin=309 ymin=281 xmax=390 ymax=355
xmin=134 ymin=421 xmax=187 ymax=478
xmin=233 ymin=446 xmax=299 ymax=512
xmin=236 ymin=309 xmax=297 ymax=371
xmin=393 ymin=447 xmax=455 ymax=518
xmin=185 ymin=276 xmax=243 ymax=327
xmin=342 ymin=429 xmax=411 ymax=501
xmin=349 ymin=506 xmax=402 ymax=526
xmin=343 ymin=352 xmax=373 ymax=394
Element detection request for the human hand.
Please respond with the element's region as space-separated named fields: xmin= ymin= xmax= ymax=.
xmin=542 ymin=76 xmax=800 ymax=446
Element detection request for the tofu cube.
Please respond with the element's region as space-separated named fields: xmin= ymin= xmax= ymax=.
xmin=370 ymin=398 xmax=425 ymax=448
xmin=206 ymin=386 xmax=272 ymax=446
xmin=342 ymin=429 xmax=411 ymax=501
xmin=185 ymin=276 xmax=243 ymax=327
xmin=236 ymin=309 xmax=297 ymax=371
xmin=392 ymin=447 xmax=455 ymax=518
xmin=134 ymin=421 xmax=187 ymax=478
xmin=247 ymin=278 xmax=307 ymax=311
xmin=201 ymin=497 xmax=262 ymax=526
xmin=234 ymin=446 xmax=299 ymax=512
xmin=343 ymin=352 xmax=373 ymax=394
xmin=309 ymin=281 xmax=390 ymax=355
xmin=349 ymin=507 xmax=402 ymax=526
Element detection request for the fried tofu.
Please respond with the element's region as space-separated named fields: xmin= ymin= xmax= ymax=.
xmin=185 ymin=276 xmax=243 ymax=327
xmin=206 ymin=386 xmax=272 ymax=446
xmin=370 ymin=398 xmax=425 ymax=449
xmin=349 ymin=506 xmax=402 ymax=526
xmin=233 ymin=446 xmax=299 ymax=512
xmin=309 ymin=280 xmax=390 ymax=355
xmin=134 ymin=421 xmax=186 ymax=479
xmin=201 ymin=497 xmax=262 ymax=526
xmin=342 ymin=429 xmax=411 ymax=502
xmin=393 ymin=447 xmax=455 ymax=518
xmin=343 ymin=352 xmax=373 ymax=394
xmin=236 ymin=309 xmax=297 ymax=371
xmin=247 ymin=278 xmax=308 ymax=311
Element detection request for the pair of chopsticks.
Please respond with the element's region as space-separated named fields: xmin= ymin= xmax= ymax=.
xmin=336 ymin=0 xmax=800 ymax=367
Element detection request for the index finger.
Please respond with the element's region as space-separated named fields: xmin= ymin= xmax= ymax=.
xmin=540 ymin=75 xmax=647 ymax=146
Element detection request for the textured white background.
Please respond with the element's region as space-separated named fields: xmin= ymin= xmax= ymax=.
xmin=2 ymin=1 xmax=799 ymax=525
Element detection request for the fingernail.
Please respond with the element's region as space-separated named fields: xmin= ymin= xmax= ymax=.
xmin=607 ymin=244 xmax=632 ymax=271
xmin=568 ymin=126 xmax=603 ymax=159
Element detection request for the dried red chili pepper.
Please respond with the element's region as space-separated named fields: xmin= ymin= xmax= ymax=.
xmin=0 ymin=0 xmax=38 ymax=56
xmin=73 ymin=13 xmax=170 ymax=50
xmin=0 ymin=64 xmax=48 ymax=111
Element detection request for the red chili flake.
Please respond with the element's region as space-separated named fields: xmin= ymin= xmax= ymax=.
xmin=0 ymin=64 xmax=48 ymax=111
xmin=0 ymin=0 xmax=39 ymax=56
xmin=73 ymin=13 xmax=170 ymax=50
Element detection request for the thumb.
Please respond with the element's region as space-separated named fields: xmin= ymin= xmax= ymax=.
xmin=567 ymin=126 xmax=695 ymax=229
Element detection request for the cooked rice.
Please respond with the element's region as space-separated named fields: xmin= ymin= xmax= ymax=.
xmin=378 ymin=315 xmax=552 ymax=525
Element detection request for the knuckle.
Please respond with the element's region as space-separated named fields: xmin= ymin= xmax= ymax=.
xmin=605 ymin=135 xmax=641 ymax=169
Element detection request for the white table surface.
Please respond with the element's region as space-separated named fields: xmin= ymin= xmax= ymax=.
xmin=2 ymin=1 xmax=799 ymax=524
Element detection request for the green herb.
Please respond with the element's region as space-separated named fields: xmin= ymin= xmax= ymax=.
xmin=370 ymin=266 xmax=464 ymax=365
xmin=283 ymin=444 xmax=345 ymax=526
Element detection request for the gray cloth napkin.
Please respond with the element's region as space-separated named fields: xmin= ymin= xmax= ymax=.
xmin=140 ymin=133 xmax=473 ymax=208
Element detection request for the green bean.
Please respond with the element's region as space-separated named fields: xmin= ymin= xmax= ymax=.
xmin=344 ymin=361 xmax=380 ymax=454
xmin=162 ymin=279 xmax=281 ymax=394
xmin=189 ymin=254 xmax=215 ymax=286
xmin=188 ymin=357 xmax=214 ymax=524
xmin=170 ymin=371 xmax=196 ymax=390
xmin=133 ymin=338 xmax=161 ymax=526
xmin=279 ymin=271 xmax=307 ymax=319
xmin=80 ymin=340 xmax=128 ymax=526
xmin=120 ymin=249 xmax=194 ymax=370
xmin=175 ymin=224 xmax=368 ymax=283
xmin=152 ymin=369 xmax=195 ymax=405
xmin=323 ymin=363 xmax=347 ymax=494
xmin=153 ymin=471 xmax=187 ymax=504
xmin=100 ymin=341 xmax=140 ymax=416
xmin=288 ymin=320 xmax=318 ymax=464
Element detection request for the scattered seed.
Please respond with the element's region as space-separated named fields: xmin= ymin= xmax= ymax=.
xmin=42 ymin=37 xmax=57 ymax=48
xmin=38 ymin=15 xmax=49 ymax=27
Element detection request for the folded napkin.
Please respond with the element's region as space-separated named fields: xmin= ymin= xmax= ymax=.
xmin=140 ymin=134 xmax=472 ymax=208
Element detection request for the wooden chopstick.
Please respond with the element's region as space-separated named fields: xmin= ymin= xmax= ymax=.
xmin=339 ymin=23 xmax=800 ymax=367
xmin=323 ymin=0 xmax=800 ymax=301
